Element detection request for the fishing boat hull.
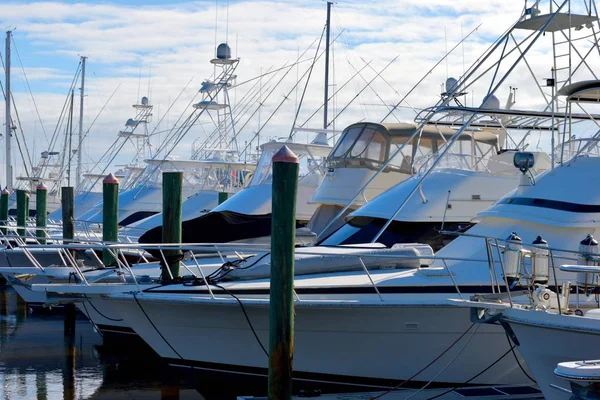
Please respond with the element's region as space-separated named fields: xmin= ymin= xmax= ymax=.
xmin=107 ymin=293 xmax=532 ymax=389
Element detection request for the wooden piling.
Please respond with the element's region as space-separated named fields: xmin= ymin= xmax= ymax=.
xmin=61 ymin=187 xmax=75 ymax=243
xmin=218 ymin=191 xmax=229 ymax=204
xmin=162 ymin=172 xmax=183 ymax=281
xmin=36 ymin=183 xmax=48 ymax=244
xmin=16 ymin=189 xmax=28 ymax=237
xmin=268 ymin=145 xmax=299 ymax=400
xmin=102 ymin=173 xmax=119 ymax=266
xmin=0 ymin=188 xmax=9 ymax=235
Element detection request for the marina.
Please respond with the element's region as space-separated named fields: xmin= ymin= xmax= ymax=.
xmin=3 ymin=0 xmax=600 ymax=399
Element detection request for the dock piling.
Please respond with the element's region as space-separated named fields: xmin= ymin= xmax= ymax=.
xmin=102 ymin=173 xmax=119 ymax=266
xmin=162 ymin=172 xmax=183 ymax=281
xmin=268 ymin=145 xmax=299 ymax=400
xmin=36 ymin=183 xmax=48 ymax=244
xmin=0 ymin=188 xmax=9 ymax=235
xmin=16 ymin=189 xmax=28 ymax=237
xmin=218 ymin=191 xmax=229 ymax=204
xmin=61 ymin=187 xmax=75 ymax=243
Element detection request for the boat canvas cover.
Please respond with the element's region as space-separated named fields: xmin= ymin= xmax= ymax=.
xmin=223 ymin=243 xmax=434 ymax=281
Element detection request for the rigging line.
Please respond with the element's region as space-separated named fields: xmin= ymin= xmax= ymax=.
xmin=380 ymin=23 xmax=482 ymax=123
xmin=231 ymin=56 xmax=316 ymax=88
xmin=369 ymin=323 xmax=476 ymax=400
xmin=134 ymin=69 xmax=234 ymax=190
xmin=0 ymin=71 xmax=33 ymax=177
xmin=347 ymin=59 xmax=401 ymax=123
xmin=240 ymin=29 xmax=341 ymax=156
xmin=337 ymin=26 xmax=370 ymax=119
xmin=60 ymin=83 xmax=122 ymax=193
xmin=47 ymin=61 xmax=82 ymax=155
xmin=11 ymin=36 xmax=48 ymax=145
xmin=151 ymin=82 xmax=202 ymax=157
xmin=8 ymin=89 xmax=33 ymax=178
xmin=328 ymin=54 xmax=399 ymax=129
xmin=199 ymin=64 xmax=283 ymax=154
xmin=287 ymin=24 xmax=326 ymax=141
xmin=214 ymin=66 xmax=288 ymax=153
xmin=358 ymin=57 xmax=420 ymax=118
xmin=298 ymin=58 xmax=372 ymax=129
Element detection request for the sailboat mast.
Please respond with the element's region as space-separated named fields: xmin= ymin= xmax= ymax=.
xmin=323 ymin=1 xmax=332 ymax=130
xmin=5 ymin=31 xmax=12 ymax=191
xmin=76 ymin=55 xmax=86 ymax=189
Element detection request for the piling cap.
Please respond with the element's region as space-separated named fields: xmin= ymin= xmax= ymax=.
xmin=532 ymin=235 xmax=547 ymax=245
xmin=36 ymin=182 xmax=48 ymax=191
xmin=272 ymin=145 xmax=299 ymax=164
xmin=103 ymin=172 xmax=120 ymax=184
xmin=1 ymin=188 xmax=9 ymax=196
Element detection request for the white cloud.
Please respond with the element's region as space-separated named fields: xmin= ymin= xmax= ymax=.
xmin=0 ymin=0 xmax=599 ymax=184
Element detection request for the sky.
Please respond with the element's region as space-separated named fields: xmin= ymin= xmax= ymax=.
xmin=1 ymin=0 xmax=599 ymax=186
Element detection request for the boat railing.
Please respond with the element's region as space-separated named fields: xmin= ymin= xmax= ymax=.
xmin=440 ymin=230 xmax=600 ymax=316
xmin=12 ymin=238 xmax=505 ymax=304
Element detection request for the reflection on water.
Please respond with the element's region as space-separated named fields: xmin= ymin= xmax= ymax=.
xmin=0 ymin=285 xmax=204 ymax=399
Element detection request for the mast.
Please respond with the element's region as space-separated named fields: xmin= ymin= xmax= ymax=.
xmin=67 ymin=90 xmax=74 ymax=187
xmin=76 ymin=55 xmax=86 ymax=189
xmin=5 ymin=31 xmax=12 ymax=191
xmin=323 ymin=1 xmax=332 ymax=130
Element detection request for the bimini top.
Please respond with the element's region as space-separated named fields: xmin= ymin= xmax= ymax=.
xmin=558 ymin=80 xmax=600 ymax=103
xmin=328 ymin=122 xmax=497 ymax=173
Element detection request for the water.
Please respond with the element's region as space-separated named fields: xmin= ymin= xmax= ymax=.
xmin=0 ymin=285 xmax=208 ymax=400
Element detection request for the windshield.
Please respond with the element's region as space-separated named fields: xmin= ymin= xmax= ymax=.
xmin=318 ymin=216 xmax=472 ymax=251
xmin=249 ymin=146 xmax=326 ymax=187
xmin=331 ymin=124 xmax=388 ymax=165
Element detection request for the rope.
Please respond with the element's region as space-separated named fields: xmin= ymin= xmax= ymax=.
xmin=133 ymin=292 xmax=184 ymax=359
xmin=213 ymin=282 xmax=269 ymax=357
xmin=369 ymin=323 xmax=476 ymax=400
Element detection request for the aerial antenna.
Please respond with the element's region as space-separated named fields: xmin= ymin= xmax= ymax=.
xmin=461 ymin=21 xmax=466 ymax=106
xmin=226 ymin=0 xmax=229 ymax=44
xmin=147 ymin=65 xmax=152 ymax=102
xmin=444 ymin=26 xmax=449 ymax=79
xmin=137 ymin=65 xmax=142 ymax=102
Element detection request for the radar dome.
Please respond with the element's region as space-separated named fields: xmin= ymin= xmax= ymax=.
xmin=125 ymin=118 xmax=137 ymax=127
xmin=217 ymin=43 xmax=231 ymax=60
xmin=445 ymin=77 xmax=458 ymax=94
xmin=141 ymin=96 xmax=149 ymax=106
xmin=481 ymin=94 xmax=500 ymax=109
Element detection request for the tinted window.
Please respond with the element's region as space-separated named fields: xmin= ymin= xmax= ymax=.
xmin=318 ymin=216 xmax=472 ymax=251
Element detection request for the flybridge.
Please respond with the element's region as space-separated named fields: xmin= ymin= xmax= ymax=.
xmin=416 ymin=106 xmax=600 ymax=131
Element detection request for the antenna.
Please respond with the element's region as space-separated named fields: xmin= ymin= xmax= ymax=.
xmin=445 ymin=26 xmax=449 ymax=79
xmin=147 ymin=65 xmax=152 ymax=101
xmin=226 ymin=0 xmax=229 ymax=44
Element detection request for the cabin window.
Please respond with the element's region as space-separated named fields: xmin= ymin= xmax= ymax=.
xmin=332 ymin=126 xmax=363 ymax=157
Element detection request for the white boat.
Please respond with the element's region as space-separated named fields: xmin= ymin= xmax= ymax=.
xmin=79 ymin=1 xmax=600 ymax=389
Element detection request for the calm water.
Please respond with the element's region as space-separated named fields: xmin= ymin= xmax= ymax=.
xmin=0 ymin=285 xmax=241 ymax=400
